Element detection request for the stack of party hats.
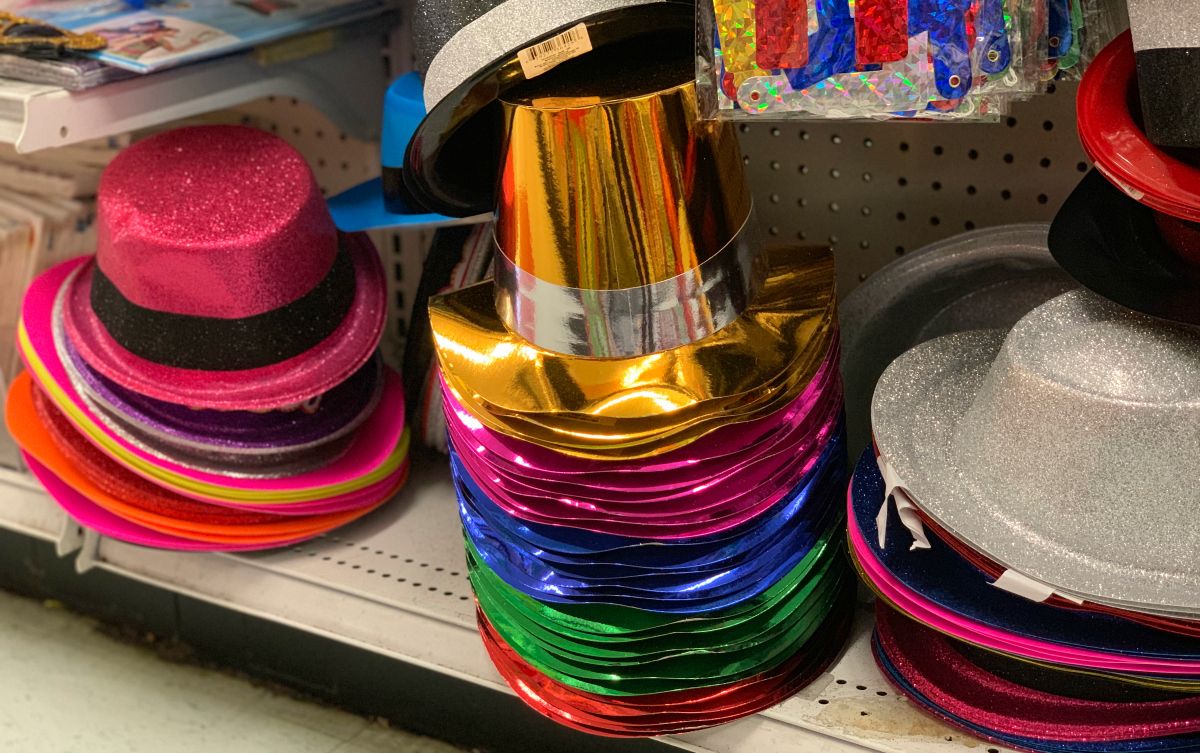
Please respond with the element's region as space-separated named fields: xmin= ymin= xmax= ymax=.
xmin=846 ymin=31 xmax=1200 ymax=752
xmin=4 ymin=126 xmax=409 ymax=551
xmin=851 ymin=290 xmax=1200 ymax=749
xmin=414 ymin=6 xmax=854 ymax=736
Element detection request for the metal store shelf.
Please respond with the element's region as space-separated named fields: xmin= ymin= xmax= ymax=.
xmin=0 ymin=35 xmax=387 ymax=153
xmin=0 ymin=459 xmax=1016 ymax=753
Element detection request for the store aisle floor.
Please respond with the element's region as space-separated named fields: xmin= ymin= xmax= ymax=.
xmin=0 ymin=587 xmax=462 ymax=752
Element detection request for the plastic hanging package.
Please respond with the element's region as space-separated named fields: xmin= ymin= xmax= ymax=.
xmin=698 ymin=0 xmax=1118 ymax=119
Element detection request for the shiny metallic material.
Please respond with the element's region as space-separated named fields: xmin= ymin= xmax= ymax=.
xmin=495 ymin=215 xmax=766 ymax=357
xmin=493 ymin=75 xmax=761 ymax=356
xmin=431 ymin=245 xmax=837 ymax=456
xmin=872 ymin=289 xmax=1200 ymax=613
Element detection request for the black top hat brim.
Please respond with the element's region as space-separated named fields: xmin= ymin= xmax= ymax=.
xmin=1049 ymin=169 xmax=1200 ymax=325
xmin=403 ymin=1 xmax=696 ymax=218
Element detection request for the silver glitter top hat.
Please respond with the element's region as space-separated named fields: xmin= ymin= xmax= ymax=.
xmin=839 ymin=224 xmax=1075 ymax=459
xmin=872 ymin=288 xmax=1200 ymax=613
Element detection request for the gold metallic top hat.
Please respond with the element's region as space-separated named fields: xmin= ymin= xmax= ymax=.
xmin=492 ymin=56 xmax=765 ymax=358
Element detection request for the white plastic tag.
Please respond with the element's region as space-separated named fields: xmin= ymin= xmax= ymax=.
xmin=873 ymin=455 xmax=931 ymax=551
xmin=518 ymin=23 xmax=593 ymax=80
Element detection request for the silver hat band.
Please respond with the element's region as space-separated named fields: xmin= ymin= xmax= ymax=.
xmin=493 ymin=211 xmax=768 ymax=358
xmin=423 ymin=0 xmax=668 ymax=112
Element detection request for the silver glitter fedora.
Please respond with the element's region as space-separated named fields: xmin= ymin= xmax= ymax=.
xmin=402 ymin=0 xmax=695 ymax=217
xmin=872 ymin=289 xmax=1200 ymax=613
xmin=840 ymin=224 xmax=1075 ymax=458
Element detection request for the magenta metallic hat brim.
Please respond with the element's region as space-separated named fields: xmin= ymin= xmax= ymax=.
xmin=61 ymin=231 xmax=386 ymax=412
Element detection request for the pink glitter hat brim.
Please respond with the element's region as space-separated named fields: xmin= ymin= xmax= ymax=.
xmin=62 ymin=231 xmax=386 ymax=412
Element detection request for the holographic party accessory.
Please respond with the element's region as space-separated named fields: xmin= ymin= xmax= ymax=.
xmin=404 ymin=0 xmax=695 ymax=216
xmin=61 ymin=125 xmax=386 ymax=412
xmin=871 ymin=289 xmax=1200 ymax=614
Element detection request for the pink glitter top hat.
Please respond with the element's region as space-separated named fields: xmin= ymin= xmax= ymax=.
xmin=59 ymin=126 xmax=387 ymax=411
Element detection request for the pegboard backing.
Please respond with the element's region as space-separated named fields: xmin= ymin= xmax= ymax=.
xmin=742 ymin=82 xmax=1088 ymax=299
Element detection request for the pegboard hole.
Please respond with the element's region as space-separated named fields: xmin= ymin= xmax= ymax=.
xmin=829 ymin=202 xmax=840 ymax=213
xmin=743 ymin=155 xmax=751 ymax=165
xmin=771 ymin=160 xmax=781 ymax=170
xmin=859 ymin=240 xmax=869 ymax=249
xmin=895 ymin=246 xmax=905 ymax=256
xmin=818 ymin=699 xmax=829 ymax=705
xmin=797 ymin=231 xmax=807 ymax=240
xmin=740 ymin=123 xmax=750 ymax=133
xmin=800 ymin=130 xmax=811 ymax=140
xmin=896 ymin=212 xmax=906 ymax=221
xmin=898 ymin=177 xmax=908 ymax=186
xmin=830 ymin=168 xmax=841 ymax=178
xmin=932 ymin=181 xmax=942 ymax=190
xmin=930 ymin=216 xmax=941 ymax=226
xmin=862 ymin=172 xmax=872 ymax=182
xmin=863 ymin=138 xmax=873 ymax=147
xmin=857 ymin=272 xmax=866 ymax=281
xmin=771 ymin=127 xmax=781 ymax=137
xmin=899 ymin=142 xmax=909 ymax=152
xmin=769 ymin=226 xmax=781 ymax=235
xmin=861 ymin=206 xmax=871 ymax=216
xmin=1043 ymin=120 xmax=1054 ymax=131
xmin=770 ymin=193 xmax=781 ymax=204
xmin=1001 ymin=190 xmax=1012 ymax=200
xmin=1037 ymin=194 xmax=1049 ymax=204
xmin=1047 ymin=82 xmax=1057 ymax=95
xmin=967 ymin=185 xmax=977 ymax=195
xmin=968 ymin=149 xmax=979 ymax=159
xmin=831 ymin=134 xmax=842 ymax=145
xmin=876 ymin=691 xmax=888 ymax=696
xmin=933 ymin=145 xmax=944 ymax=156
xmin=1003 ymin=153 xmax=1014 ymax=164
xmin=799 ymin=164 xmax=810 ymax=174
xmin=1077 ymin=162 xmax=1088 ymax=172
xmin=965 ymin=221 xmax=976 ymax=230
xmin=798 ymin=197 xmax=809 ymax=207
xmin=830 ymin=235 xmax=840 ymax=245
xmin=1006 ymin=117 xmax=1017 ymax=127
xmin=836 ymin=680 xmax=847 ymax=684
xmin=856 ymin=686 xmax=867 ymax=691
xmin=1040 ymin=158 xmax=1051 ymax=168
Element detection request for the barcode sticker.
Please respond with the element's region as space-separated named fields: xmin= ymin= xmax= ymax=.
xmin=517 ymin=23 xmax=593 ymax=79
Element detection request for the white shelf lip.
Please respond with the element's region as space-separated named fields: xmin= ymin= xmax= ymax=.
xmin=4 ymin=37 xmax=386 ymax=153
xmin=0 ymin=462 xmax=1015 ymax=753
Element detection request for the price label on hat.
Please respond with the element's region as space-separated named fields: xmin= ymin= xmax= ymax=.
xmin=517 ymin=23 xmax=593 ymax=80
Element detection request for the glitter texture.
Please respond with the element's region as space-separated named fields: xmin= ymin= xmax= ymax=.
xmin=739 ymin=31 xmax=934 ymax=114
xmin=757 ymin=0 xmax=810 ymax=69
xmin=855 ymin=0 xmax=909 ymax=64
xmin=1127 ymin=0 xmax=1200 ymax=51
xmin=419 ymin=0 xmax=673 ymax=111
xmin=64 ymin=233 xmax=386 ymax=412
xmin=872 ymin=289 xmax=1200 ymax=611
xmin=96 ymin=126 xmax=338 ymax=319
xmin=875 ymin=605 xmax=1200 ymax=743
